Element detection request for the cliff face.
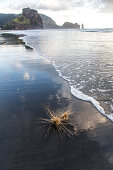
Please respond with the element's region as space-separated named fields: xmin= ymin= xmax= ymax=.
xmin=22 ymin=8 xmax=43 ymax=28
xmin=1 ymin=8 xmax=43 ymax=30
xmin=40 ymin=14 xmax=60 ymax=29
xmin=39 ymin=15 xmax=80 ymax=29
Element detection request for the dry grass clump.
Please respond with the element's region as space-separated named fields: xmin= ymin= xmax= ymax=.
xmin=51 ymin=116 xmax=61 ymax=125
xmin=40 ymin=105 xmax=74 ymax=137
xmin=59 ymin=110 xmax=72 ymax=122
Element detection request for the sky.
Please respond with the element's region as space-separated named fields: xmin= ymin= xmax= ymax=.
xmin=1 ymin=0 xmax=113 ymax=28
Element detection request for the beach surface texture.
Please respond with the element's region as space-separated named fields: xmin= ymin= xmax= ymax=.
xmin=0 ymin=33 xmax=113 ymax=169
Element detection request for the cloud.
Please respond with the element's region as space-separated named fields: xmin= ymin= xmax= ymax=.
xmin=6 ymin=0 xmax=84 ymax=12
xmin=38 ymin=2 xmax=68 ymax=11
xmin=3 ymin=0 xmax=68 ymax=12
xmin=89 ymin=0 xmax=113 ymax=13
xmin=99 ymin=0 xmax=113 ymax=12
xmin=0 ymin=0 xmax=100 ymax=12
xmin=1 ymin=0 xmax=113 ymax=13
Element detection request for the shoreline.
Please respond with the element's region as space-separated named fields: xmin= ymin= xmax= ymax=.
xmin=4 ymin=31 xmax=113 ymax=122
xmin=0 ymin=33 xmax=112 ymax=127
xmin=1 ymin=33 xmax=113 ymax=169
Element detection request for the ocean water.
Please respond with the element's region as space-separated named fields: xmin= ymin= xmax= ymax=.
xmin=3 ymin=29 xmax=113 ymax=120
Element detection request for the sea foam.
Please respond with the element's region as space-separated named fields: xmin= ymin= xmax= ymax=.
xmin=4 ymin=30 xmax=113 ymax=122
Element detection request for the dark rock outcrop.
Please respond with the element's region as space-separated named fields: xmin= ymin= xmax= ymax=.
xmin=1 ymin=7 xmax=43 ymax=30
xmin=22 ymin=7 xmax=43 ymax=28
xmin=81 ymin=24 xmax=84 ymax=29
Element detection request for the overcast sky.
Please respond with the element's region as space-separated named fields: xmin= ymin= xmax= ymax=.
xmin=1 ymin=0 xmax=113 ymax=28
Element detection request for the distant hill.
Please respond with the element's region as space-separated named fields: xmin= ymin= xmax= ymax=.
xmin=63 ymin=22 xmax=80 ymax=29
xmin=0 ymin=13 xmax=19 ymax=27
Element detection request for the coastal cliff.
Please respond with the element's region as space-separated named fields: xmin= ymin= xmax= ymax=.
xmin=1 ymin=8 xmax=43 ymax=30
xmin=22 ymin=8 xmax=43 ymax=28
xmin=40 ymin=14 xmax=60 ymax=29
xmin=0 ymin=8 xmax=81 ymax=30
xmin=40 ymin=15 xmax=80 ymax=29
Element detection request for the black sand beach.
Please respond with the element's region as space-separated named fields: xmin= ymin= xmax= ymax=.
xmin=1 ymin=34 xmax=113 ymax=170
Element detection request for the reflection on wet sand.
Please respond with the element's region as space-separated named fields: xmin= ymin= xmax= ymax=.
xmin=24 ymin=72 xmax=30 ymax=80
xmin=72 ymin=107 xmax=106 ymax=131
xmin=15 ymin=62 xmax=22 ymax=69
xmin=0 ymin=34 xmax=113 ymax=169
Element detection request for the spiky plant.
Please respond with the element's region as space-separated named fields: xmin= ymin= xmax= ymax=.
xmin=40 ymin=106 xmax=74 ymax=137
xmin=59 ymin=111 xmax=69 ymax=122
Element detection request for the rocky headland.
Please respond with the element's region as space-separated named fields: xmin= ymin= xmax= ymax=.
xmin=62 ymin=22 xmax=80 ymax=29
xmin=0 ymin=7 xmax=82 ymax=30
xmin=1 ymin=8 xmax=43 ymax=30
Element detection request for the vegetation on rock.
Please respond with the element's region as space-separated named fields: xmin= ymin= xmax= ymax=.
xmin=13 ymin=15 xmax=30 ymax=25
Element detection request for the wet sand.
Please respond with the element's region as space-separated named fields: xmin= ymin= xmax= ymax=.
xmin=0 ymin=34 xmax=113 ymax=169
